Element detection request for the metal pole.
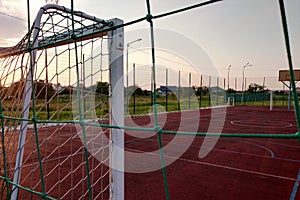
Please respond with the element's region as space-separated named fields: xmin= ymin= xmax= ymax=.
xmin=133 ymin=63 xmax=136 ymax=114
xmin=189 ymin=72 xmax=191 ymax=109
xmin=245 ymin=77 xmax=247 ymax=92
xmin=166 ymin=68 xmax=168 ymax=111
xmin=216 ymin=77 xmax=219 ymax=105
xmin=227 ymin=65 xmax=231 ymax=104
xmin=109 ymin=18 xmax=124 ymax=200
xmin=270 ymin=90 xmax=273 ymax=111
xmin=235 ymin=77 xmax=237 ymax=91
xmin=208 ymin=76 xmax=211 ymax=106
xmin=242 ymin=67 xmax=245 ymax=104
xmin=178 ymin=70 xmax=181 ymax=110
xmin=126 ymin=44 xmax=129 ymax=114
xmin=126 ymin=38 xmax=142 ymax=114
xmin=45 ymin=49 xmax=50 ymax=120
xmin=262 ymin=76 xmax=265 ymax=106
xmin=83 ymin=54 xmax=86 ymax=118
xmin=227 ymin=65 xmax=231 ymax=91
xmin=235 ymin=77 xmax=237 ymax=104
xmin=200 ymin=75 xmax=203 ymax=107
xmin=242 ymin=63 xmax=252 ymax=104
xmin=224 ymin=78 xmax=226 ymax=104
xmin=288 ymin=82 xmax=291 ymax=110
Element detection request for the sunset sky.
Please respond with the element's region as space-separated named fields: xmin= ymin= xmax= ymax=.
xmin=0 ymin=0 xmax=300 ymax=89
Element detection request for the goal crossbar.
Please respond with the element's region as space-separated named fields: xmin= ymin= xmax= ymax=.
xmin=0 ymin=4 xmax=111 ymax=58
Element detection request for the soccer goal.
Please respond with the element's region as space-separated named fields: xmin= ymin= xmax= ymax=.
xmin=0 ymin=4 xmax=124 ymax=200
xmin=227 ymin=96 xmax=235 ymax=106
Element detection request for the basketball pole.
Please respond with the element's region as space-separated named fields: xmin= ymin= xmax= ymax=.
xmin=280 ymin=80 xmax=291 ymax=110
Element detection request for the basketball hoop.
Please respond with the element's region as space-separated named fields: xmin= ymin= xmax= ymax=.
xmin=46 ymin=0 xmax=59 ymax=4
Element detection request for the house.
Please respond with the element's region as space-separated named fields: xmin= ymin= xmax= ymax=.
xmin=157 ymin=86 xmax=177 ymax=96
xmin=209 ymin=86 xmax=225 ymax=93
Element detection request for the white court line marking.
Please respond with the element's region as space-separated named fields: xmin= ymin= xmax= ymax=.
xmin=245 ymin=139 xmax=300 ymax=149
xmin=178 ymin=157 xmax=296 ymax=181
xmin=224 ymin=138 xmax=275 ymax=158
xmin=126 ymin=148 xmax=296 ymax=182
xmin=230 ymin=120 xmax=293 ymax=128
xmin=290 ymin=168 xmax=300 ymax=200
xmin=127 ymin=137 xmax=300 ymax=163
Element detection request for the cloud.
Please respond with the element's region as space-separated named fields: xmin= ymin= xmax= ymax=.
xmin=0 ymin=0 xmax=16 ymax=14
xmin=0 ymin=0 xmax=26 ymax=18
xmin=0 ymin=15 xmax=27 ymax=40
xmin=0 ymin=0 xmax=27 ymax=40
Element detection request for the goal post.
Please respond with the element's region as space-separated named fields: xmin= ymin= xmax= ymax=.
xmin=109 ymin=18 xmax=125 ymax=200
xmin=0 ymin=4 xmax=124 ymax=200
xmin=227 ymin=96 xmax=235 ymax=106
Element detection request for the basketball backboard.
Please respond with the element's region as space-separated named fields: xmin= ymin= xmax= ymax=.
xmin=278 ymin=69 xmax=300 ymax=81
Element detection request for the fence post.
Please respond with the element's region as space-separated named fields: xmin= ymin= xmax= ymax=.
xmin=178 ymin=70 xmax=181 ymax=110
xmin=133 ymin=63 xmax=136 ymax=114
xmin=262 ymin=76 xmax=265 ymax=106
xmin=200 ymin=75 xmax=203 ymax=108
xmin=166 ymin=68 xmax=168 ymax=111
xmin=189 ymin=73 xmax=191 ymax=109
xmin=270 ymin=90 xmax=273 ymax=111
xmin=224 ymin=78 xmax=226 ymax=104
xmin=235 ymin=77 xmax=237 ymax=92
xmin=209 ymin=76 xmax=211 ymax=106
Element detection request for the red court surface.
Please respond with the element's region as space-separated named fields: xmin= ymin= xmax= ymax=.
xmin=124 ymin=106 xmax=300 ymax=200
xmin=2 ymin=106 xmax=300 ymax=200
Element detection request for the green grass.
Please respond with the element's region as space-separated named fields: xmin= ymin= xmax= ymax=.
xmin=128 ymin=94 xmax=212 ymax=115
xmin=1 ymin=93 xmax=294 ymax=123
xmin=234 ymin=94 xmax=294 ymax=107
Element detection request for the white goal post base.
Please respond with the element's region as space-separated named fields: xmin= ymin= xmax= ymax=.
xmin=227 ymin=96 xmax=235 ymax=106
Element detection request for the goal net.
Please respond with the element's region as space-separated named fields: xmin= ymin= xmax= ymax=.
xmin=0 ymin=4 xmax=124 ymax=200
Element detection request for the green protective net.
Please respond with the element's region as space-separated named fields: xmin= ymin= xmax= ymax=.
xmin=0 ymin=0 xmax=299 ymax=199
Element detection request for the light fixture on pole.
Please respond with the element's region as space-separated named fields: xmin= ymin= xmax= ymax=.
xmin=46 ymin=0 xmax=59 ymax=4
xmin=126 ymin=38 xmax=142 ymax=114
xmin=242 ymin=62 xmax=252 ymax=104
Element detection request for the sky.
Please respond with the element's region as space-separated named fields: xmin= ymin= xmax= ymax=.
xmin=0 ymin=0 xmax=300 ymax=89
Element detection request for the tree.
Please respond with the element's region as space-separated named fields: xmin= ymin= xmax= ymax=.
xmin=5 ymin=79 xmax=25 ymax=99
xmin=247 ymin=83 xmax=265 ymax=93
xmin=194 ymin=86 xmax=209 ymax=96
xmin=0 ymin=83 xmax=7 ymax=99
xmin=96 ymin=82 xmax=109 ymax=95
xmin=126 ymin=85 xmax=148 ymax=96
xmin=34 ymin=80 xmax=55 ymax=99
xmin=133 ymin=87 xmax=143 ymax=96
xmin=227 ymin=88 xmax=236 ymax=94
xmin=274 ymin=90 xmax=284 ymax=95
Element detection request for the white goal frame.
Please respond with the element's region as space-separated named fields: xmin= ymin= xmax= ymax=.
xmin=3 ymin=4 xmax=124 ymax=200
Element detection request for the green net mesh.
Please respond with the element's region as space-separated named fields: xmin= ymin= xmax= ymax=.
xmin=0 ymin=0 xmax=299 ymax=200
xmin=0 ymin=4 xmax=114 ymax=199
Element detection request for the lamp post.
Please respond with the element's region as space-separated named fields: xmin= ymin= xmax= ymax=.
xmin=227 ymin=65 xmax=231 ymax=104
xmin=227 ymin=65 xmax=231 ymax=91
xmin=242 ymin=62 xmax=252 ymax=104
xmin=126 ymin=38 xmax=142 ymax=114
